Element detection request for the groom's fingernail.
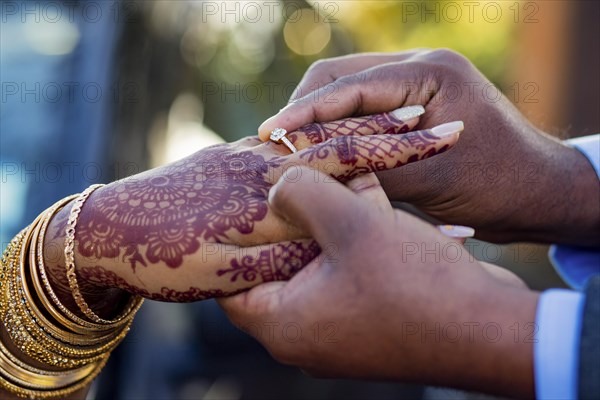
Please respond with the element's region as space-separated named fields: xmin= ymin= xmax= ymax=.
xmin=391 ymin=105 xmax=425 ymax=121
xmin=268 ymin=172 xmax=289 ymax=205
xmin=268 ymin=183 xmax=279 ymax=205
xmin=438 ymin=225 xmax=475 ymax=238
xmin=430 ymin=121 xmax=464 ymax=137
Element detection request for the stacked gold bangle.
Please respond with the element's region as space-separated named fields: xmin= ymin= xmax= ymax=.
xmin=0 ymin=186 xmax=144 ymax=398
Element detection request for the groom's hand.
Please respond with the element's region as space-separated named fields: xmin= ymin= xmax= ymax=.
xmin=219 ymin=167 xmax=539 ymax=399
xmin=257 ymin=50 xmax=599 ymax=245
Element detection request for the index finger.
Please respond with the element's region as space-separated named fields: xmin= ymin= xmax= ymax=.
xmin=258 ymin=62 xmax=432 ymax=140
xmin=289 ymin=51 xmax=424 ymax=103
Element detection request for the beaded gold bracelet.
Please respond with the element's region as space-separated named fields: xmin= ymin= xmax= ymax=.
xmin=0 ymin=339 xmax=99 ymax=390
xmin=0 ymin=337 xmax=97 ymax=386
xmin=0 ymin=230 xmax=26 ymax=319
xmin=0 ymin=355 xmax=108 ymax=399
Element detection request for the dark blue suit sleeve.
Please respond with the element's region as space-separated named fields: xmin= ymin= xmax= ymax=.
xmin=579 ymin=274 xmax=600 ymax=399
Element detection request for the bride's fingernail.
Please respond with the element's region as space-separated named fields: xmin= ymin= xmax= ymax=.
xmin=391 ymin=105 xmax=425 ymax=121
xmin=430 ymin=121 xmax=464 ymax=137
xmin=438 ymin=225 xmax=475 ymax=238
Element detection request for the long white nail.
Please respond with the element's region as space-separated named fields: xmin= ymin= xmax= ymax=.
xmin=431 ymin=121 xmax=464 ymax=137
xmin=391 ymin=105 xmax=425 ymax=121
xmin=438 ymin=225 xmax=475 ymax=238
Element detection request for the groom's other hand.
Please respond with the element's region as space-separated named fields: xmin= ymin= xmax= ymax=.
xmin=219 ymin=168 xmax=539 ymax=399
xmin=257 ymin=50 xmax=599 ymax=245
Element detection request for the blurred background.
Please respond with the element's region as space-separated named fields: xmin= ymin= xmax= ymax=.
xmin=1 ymin=1 xmax=598 ymax=399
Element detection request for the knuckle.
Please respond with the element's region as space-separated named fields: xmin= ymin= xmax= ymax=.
xmin=329 ymin=136 xmax=359 ymax=165
xmin=428 ymin=48 xmax=471 ymax=69
xmin=308 ymin=59 xmax=332 ymax=73
xmin=305 ymin=60 xmax=338 ymax=85
xmin=335 ymin=72 xmax=367 ymax=87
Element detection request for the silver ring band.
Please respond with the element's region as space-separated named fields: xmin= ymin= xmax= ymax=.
xmin=270 ymin=128 xmax=298 ymax=154
xmin=280 ymin=136 xmax=298 ymax=153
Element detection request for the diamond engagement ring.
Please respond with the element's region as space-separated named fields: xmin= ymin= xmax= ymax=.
xmin=270 ymin=128 xmax=298 ymax=154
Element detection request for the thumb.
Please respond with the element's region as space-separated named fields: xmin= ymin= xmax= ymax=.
xmin=268 ymin=166 xmax=366 ymax=247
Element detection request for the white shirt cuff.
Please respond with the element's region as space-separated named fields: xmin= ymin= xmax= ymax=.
xmin=535 ymin=289 xmax=585 ymax=399
xmin=567 ymin=134 xmax=600 ymax=179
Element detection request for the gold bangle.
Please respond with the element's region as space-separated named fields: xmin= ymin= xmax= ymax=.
xmin=15 ymin=217 xmax=101 ymax=358
xmin=0 ymin=338 xmax=100 ymax=390
xmin=0 ymin=355 xmax=108 ymax=399
xmin=1 ymin=224 xmax=84 ymax=367
xmin=32 ymin=197 xmax=131 ymax=343
xmin=0 ymin=197 xmax=143 ymax=399
xmin=12 ymin=232 xmax=133 ymax=365
xmin=28 ymin=220 xmax=119 ymax=347
xmin=4 ymin=268 xmax=129 ymax=368
xmin=3 ymin=219 xmax=132 ymax=367
xmin=64 ymin=184 xmax=143 ymax=325
xmin=33 ymin=196 xmax=131 ymax=334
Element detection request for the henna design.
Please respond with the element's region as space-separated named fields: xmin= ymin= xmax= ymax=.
xmin=217 ymin=240 xmax=321 ymax=282
xmin=77 ymin=240 xmax=320 ymax=301
xmin=40 ymin=116 xmax=444 ymax=307
xmin=66 ymin=116 xmax=436 ymax=299
xmin=78 ymin=266 xmax=241 ymax=302
xmin=73 ymin=115 xmax=415 ymax=273
xmin=77 ymin=145 xmax=271 ymax=271
xmin=297 ymin=130 xmax=446 ymax=181
xmin=287 ymin=112 xmax=409 ymax=145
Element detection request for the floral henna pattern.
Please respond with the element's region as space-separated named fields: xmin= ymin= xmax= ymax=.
xmin=77 ymin=145 xmax=272 ymax=271
xmin=72 ymin=118 xmax=433 ymax=280
xmin=76 ymin=241 xmax=320 ymax=302
xmin=78 ymin=266 xmax=238 ymax=302
xmin=287 ymin=112 xmax=409 ymax=145
xmin=217 ymin=240 xmax=321 ymax=282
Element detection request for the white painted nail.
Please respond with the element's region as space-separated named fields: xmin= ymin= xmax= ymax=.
xmin=438 ymin=225 xmax=475 ymax=238
xmin=268 ymin=181 xmax=281 ymax=205
xmin=391 ymin=105 xmax=425 ymax=121
xmin=430 ymin=121 xmax=464 ymax=137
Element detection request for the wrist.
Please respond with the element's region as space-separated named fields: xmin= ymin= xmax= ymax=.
xmin=512 ymin=137 xmax=599 ymax=245
xmin=468 ymin=282 xmax=539 ymax=398
xmin=427 ymin=279 xmax=540 ymax=398
xmin=43 ymin=202 xmax=129 ymax=320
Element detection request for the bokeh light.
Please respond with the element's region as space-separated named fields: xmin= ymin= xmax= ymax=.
xmin=24 ymin=19 xmax=80 ymax=56
xmin=283 ymin=8 xmax=331 ymax=56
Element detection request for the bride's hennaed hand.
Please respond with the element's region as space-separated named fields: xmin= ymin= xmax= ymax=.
xmin=42 ymin=107 xmax=462 ymax=308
